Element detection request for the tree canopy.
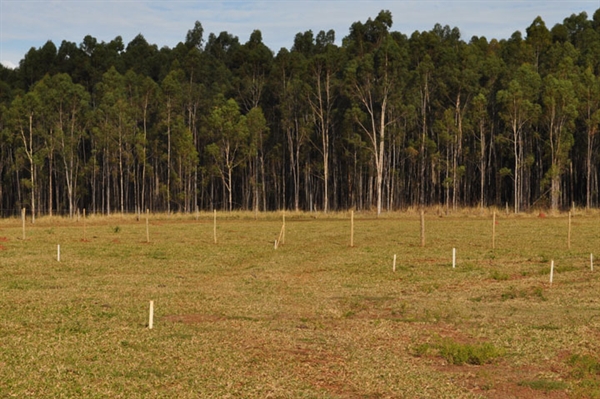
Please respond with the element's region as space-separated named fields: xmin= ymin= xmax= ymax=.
xmin=2 ymin=10 xmax=600 ymax=217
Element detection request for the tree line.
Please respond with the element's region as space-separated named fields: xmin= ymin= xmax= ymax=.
xmin=1 ymin=10 xmax=600 ymax=218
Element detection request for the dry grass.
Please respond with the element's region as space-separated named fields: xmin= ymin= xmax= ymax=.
xmin=0 ymin=209 xmax=599 ymax=397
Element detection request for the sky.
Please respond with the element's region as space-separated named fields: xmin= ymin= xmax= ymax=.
xmin=1 ymin=0 xmax=599 ymax=69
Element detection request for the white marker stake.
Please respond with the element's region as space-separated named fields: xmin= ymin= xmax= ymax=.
xmin=452 ymin=248 xmax=456 ymax=269
xmin=57 ymin=245 xmax=60 ymax=262
xmin=393 ymin=254 xmax=397 ymax=272
xmin=591 ymin=253 xmax=594 ymax=272
xmin=550 ymin=260 xmax=554 ymax=285
xmin=149 ymin=300 xmax=154 ymax=329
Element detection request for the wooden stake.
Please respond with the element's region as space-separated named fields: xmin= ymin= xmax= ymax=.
xmin=145 ymin=209 xmax=150 ymax=243
xmin=505 ymin=202 xmax=509 ymax=215
xmin=550 ymin=260 xmax=554 ymax=284
xmin=492 ymin=211 xmax=496 ymax=249
xmin=83 ymin=208 xmax=86 ymax=241
xmin=57 ymin=244 xmax=60 ymax=262
xmin=282 ymin=211 xmax=286 ymax=245
xmin=277 ymin=224 xmax=285 ymax=246
xmin=568 ymin=211 xmax=572 ymax=250
xmin=213 ymin=209 xmax=217 ymax=244
xmin=452 ymin=248 xmax=456 ymax=269
xmin=420 ymin=210 xmax=425 ymax=247
xmin=148 ymin=300 xmax=154 ymax=329
xmin=21 ymin=208 xmax=25 ymax=240
xmin=350 ymin=210 xmax=354 ymax=248
xmin=393 ymin=254 xmax=397 ymax=272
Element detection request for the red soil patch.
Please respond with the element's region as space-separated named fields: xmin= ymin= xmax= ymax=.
xmin=539 ymin=212 xmax=547 ymax=218
xmin=0 ymin=237 xmax=8 ymax=242
xmin=0 ymin=245 xmax=5 ymax=250
xmin=458 ymin=363 xmax=569 ymax=399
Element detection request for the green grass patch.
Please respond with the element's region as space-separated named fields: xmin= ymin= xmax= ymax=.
xmin=490 ymin=270 xmax=510 ymax=281
xmin=436 ymin=339 xmax=504 ymax=365
xmin=518 ymin=379 xmax=568 ymax=391
xmin=570 ymin=354 xmax=600 ymax=379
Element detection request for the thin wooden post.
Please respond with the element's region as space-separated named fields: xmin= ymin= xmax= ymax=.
xmin=568 ymin=211 xmax=572 ymax=250
xmin=21 ymin=208 xmax=25 ymax=240
xmin=350 ymin=210 xmax=354 ymax=248
xmin=57 ymin=244 xmax=60 ymax=262
xmin=452 ymin=248 xmax=456 ymax=269
xmin=277 ymin=225 xmax=285 ymax=247
xmin=83 ymin=208 xmax=86 ymax=241
xmin=146 ymin=209 xmax=150 ymax=243
xmin=282 ymin=211 xmax=286 ymax=245
xmin=492 ymin=211 xmax=496 ymax=249
xmin=148 ymin=300 xmax=154 ymax=329
xmin=420 ymin=210 xmax=425 ymax=247
xmin=550 ymin=260 xmax=554 ymax=285
xmin=393 ymin=254 xmax=397 ymax=272
xmin=213 ymin=209 xmax=217 ymax=244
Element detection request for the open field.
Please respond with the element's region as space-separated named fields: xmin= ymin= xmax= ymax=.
xmin=1 ymin=209 xmax=600 ymax=398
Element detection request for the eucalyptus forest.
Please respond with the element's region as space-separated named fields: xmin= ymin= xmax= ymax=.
xmin=1 ymin=9 xmax=600 ymax=218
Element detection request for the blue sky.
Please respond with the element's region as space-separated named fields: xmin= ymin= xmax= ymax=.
xmin=1 ymin=0 xmax=599 ymax=69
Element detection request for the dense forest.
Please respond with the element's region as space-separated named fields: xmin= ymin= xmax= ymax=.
xmin=1 ymin=10 xmax=600 ymax=218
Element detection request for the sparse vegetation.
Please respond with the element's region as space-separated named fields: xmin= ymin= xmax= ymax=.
xmin=0 ymin=210 xmax=598 ymax=397
xmin=518 ymin=379 xmax=569 ymax=392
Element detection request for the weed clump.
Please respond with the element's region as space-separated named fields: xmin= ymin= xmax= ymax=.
xmin=490 ymin=270 xmax=509 ymax=281
xmin=569 ymin=354 xmax=600 ymax=379
xmin=413 ymin=339 xmax=504 ymax=365
xmin=568 ymin=354 xmax=600 ymax=398
xmin=437 ymin=339 xmax=504 ymax=365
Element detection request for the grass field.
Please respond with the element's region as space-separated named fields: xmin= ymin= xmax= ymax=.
xmin=1 ymin=209 xmax=600 ymax=398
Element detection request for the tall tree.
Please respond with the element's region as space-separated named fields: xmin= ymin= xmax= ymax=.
xmin=7 ymin=91 xmax=42 ymax=221
xmin=542 ymin=67 xmax=578 ymax=210
xmin=306 ymin=30 xmax=342 ymax=213
xmin=35 ymin=73 xmax=90 ymax=217
xmin=94 ymin=66 xmax=134 ymax=214
xmin=577 ymin=66 xmax=600 ymax=208
xmin=344 ymin=10 xmax=405 ymax=215
xmin=160 ymin=68 xmax=186 ymax=213
xmin=206 ymin=97 xmax=249 ymax=211
xmin=496 ymin=63 xmax=541 ymax=213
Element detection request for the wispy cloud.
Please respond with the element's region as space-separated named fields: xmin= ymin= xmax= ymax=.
xmin=1 ymin=0 xmax=598 ymax=68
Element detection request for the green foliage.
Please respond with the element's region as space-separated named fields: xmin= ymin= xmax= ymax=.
xmin=490 ymin=270 xmax=509 ymax=281
xmin=436 ymin=339 xmax=504 ymax=365
xmin=570 ymin=354 xmax=600 ymax=379
xmin=3 ymin=8 xmax=600 ymax=215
